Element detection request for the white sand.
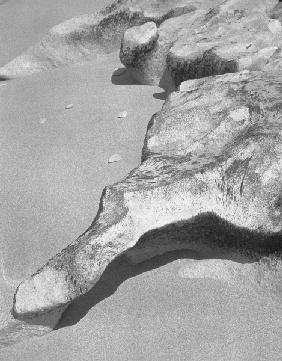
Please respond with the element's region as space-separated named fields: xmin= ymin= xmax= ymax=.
xmin=0 ymin=0 xmax=112 ymax=66
xmin=1 ymin=1 xmax=282 ymax=360
xmin=0 ymin=50 xmax=163 ymax=332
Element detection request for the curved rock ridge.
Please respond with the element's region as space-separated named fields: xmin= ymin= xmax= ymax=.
xmin=1 ymin=0 xmax=278 ymax=78
xmin=0 ymin=0 xmax=213 ymax=78
xmin=12 ymin=69 xmax=282 ymax=320
xmin=120 ymin=0 xmax=282 ymax=88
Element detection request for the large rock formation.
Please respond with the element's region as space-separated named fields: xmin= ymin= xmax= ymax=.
xmin=120 ymin=0 xmax=282 ymax=88
xmin=0 ymin=0 xmax=213 ymax=78
xmin=13 ymin=66 xmax=282 ymax=317
xmin=8 ymin=0 xmax=282 ymax=329
xmin=2 ymin=0 xmax=277 ymax=79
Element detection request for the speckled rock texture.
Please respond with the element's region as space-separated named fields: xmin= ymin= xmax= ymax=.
xmin=120 ymin=22 xmax=159 ymax=66
xmin=120 ymin=0 xmax=282 ymax=88
xmin=10 ymin=0 xmax=282 ymax=329
xmin=2 ymin=0 xmax=278 ymax=78
xmin=13 ymin=68 xmax=282 ymax=319
xmin=0 ymin=0 xmax=214 ymax=77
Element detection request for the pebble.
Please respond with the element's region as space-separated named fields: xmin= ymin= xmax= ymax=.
xmin=65 ymin=103 xmax=74 ymax=110
xmin=39 ymin=117 xmax=47 ymax=124
xmin=108 ymin=154 xmax=122 ymax=163
xmin=117 ymin=111 xmax=128 ymax=119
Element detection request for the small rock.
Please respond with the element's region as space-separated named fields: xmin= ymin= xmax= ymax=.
xmin=117 ymin=111 xmax=128 ymax=119
xmin=108 ymin=154 xmax=122 ymax=163
xmin=122 ymin=22 xmax=158 ymax=50
xmin=120 ymin=22 xmax=158 ymax=66
xmin=39 ymin=117 xmax=47 ymax=124
xmin=65 ymin=103 xmax=74 ymax=110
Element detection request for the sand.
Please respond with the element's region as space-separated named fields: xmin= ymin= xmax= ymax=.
xmin=0 ymin=0 xmax=113 ymax=66
xmin=2 ymin=255 xmax=282 ymax=360
xmin=1 ymin=0 xmax=282 ymax=360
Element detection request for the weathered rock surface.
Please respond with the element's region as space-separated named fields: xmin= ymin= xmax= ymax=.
xmin=8 ymin=0 xmax=282 ymax=331
xmin=3 ymin=0 xmax=278 ymax=79
xmin=13 ymin=69 xmax=282 ymax=318
xmin=120 ymin=0 xmax=282 ymax=88
xmin=0 ymin=0 xmax=212 ymax=78
xmin=120 ymin=22 xmax=158 ymax=66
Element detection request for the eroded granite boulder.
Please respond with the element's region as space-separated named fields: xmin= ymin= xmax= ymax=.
xmin=120 ymin=0 xmax=282 ymax=88
xmin=120 ymin=22 xmax=158 ymax=66
xmin=0 ymin=0 xmax=212 ymax=78
xmin=2 ymin=0 xmax=278 ymax=78
xmin=13 ymin=70 xmax=282 ymax=319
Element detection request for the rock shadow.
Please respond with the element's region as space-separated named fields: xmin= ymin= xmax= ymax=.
xmin=0 ymin=75 xmax=10 ymax=81
xmin=55 ymin=212 xmax=282 ymax=330
xmin=4 ymin=211 xmax=282 ymax=346
xmin=111 ymin=67 xmax=173 ymax=101
xmin=111 ymin=67 xmax=141 ymax=85
xmin=153 ymin=91 xmax=168 ymax=100
xmin=56 ymin=249 xmax=199 ymax=329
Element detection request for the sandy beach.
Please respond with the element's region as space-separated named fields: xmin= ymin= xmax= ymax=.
xmin=0 ymin=0 xmax=113 ymax=66
xmin=1 ymin=0 xmax=282 ymax=360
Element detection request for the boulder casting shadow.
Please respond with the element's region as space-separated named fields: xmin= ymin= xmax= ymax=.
xmin=56 ymin=213 xmax=282 ymax=329
xmin=13 ymin=212 xmax=281 ymax=330
xmin=7 ymin=1 xmax=282 ymax=349
xmin=55 ymin=249 xmax=199 ymax=330
xmin=11 ymin=69 xmax=282 ymax=328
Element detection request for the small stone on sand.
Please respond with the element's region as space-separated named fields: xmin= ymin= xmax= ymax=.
xmin=108 ymin=154 xmax=122 ymax=163
xmin=39 ymin=117 xmax=47 ymax=124
xmin=118 ymin=111 xmax=128 ymax=119
xmin=65 ymin=103 xmax=74 ymax=110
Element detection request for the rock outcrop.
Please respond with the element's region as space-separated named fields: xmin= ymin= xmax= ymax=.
xmin=2 ymin=0 xmax=277 ymax=79
xmin=120 ymin=22 xmax=159 ymax=67
xmin=9 ymin=0 xmax=282 ymax=328
xmin=120 ymin=0 xmax=282 ymax=88
xmin=13 ymin=67 xmax=282 ymax=317
xmin=0 ymin=0 xmax=211 ymax=78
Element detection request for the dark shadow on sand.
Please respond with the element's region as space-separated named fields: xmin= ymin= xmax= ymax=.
xmin=0 ymin=75 xmax=10 ymax=81
xmin=4 ymin=213 xmax=282 ymax=348
xmin=55 ymin=212 xmax=282 ymax=330
xmin=153 ymin=91 xmax=167 ymax=100
xmin=111 ymin=67 xmax=174 ymax=101
xmin=55 ymin=249 xmax=200 ymax=329
xmin=111 ymin=67 xmax=141 ymax=86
